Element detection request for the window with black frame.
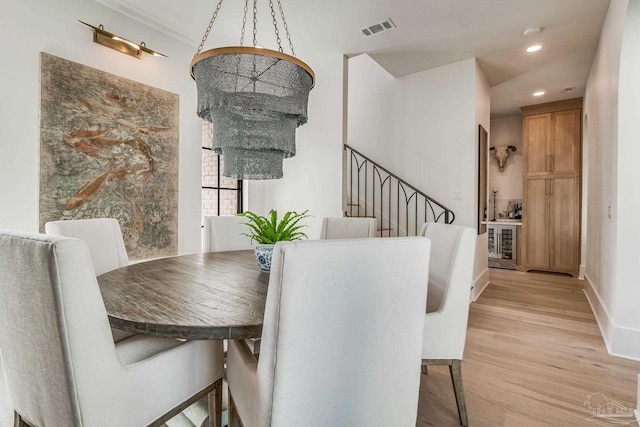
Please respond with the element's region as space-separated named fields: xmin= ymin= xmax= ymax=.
xmin=202 ymin=121 xmax=243 ymax=216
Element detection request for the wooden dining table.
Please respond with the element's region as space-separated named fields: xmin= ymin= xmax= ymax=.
xmin=97 ymin=250 xmax=270 ymax=340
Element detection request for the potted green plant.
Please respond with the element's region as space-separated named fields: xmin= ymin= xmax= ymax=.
xmin=239 ymin=209 xmax=310 ymax=272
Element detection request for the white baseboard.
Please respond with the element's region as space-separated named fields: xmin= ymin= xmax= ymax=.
xmin=583 ymin=274 xmax=640 ymax=361
xmin=472 ymin=267 xmax=490 ymax=302
xmin=583 ymin=275 xmax=613 ymax=352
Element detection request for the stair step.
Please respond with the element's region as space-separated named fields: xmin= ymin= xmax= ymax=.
xmin=182 ymin=398 xmax=209 ymax=426
xmin=163 ymin=386 xmax=230 ymax=427
xmin=165 ymin=412 xmax=196 ymax=427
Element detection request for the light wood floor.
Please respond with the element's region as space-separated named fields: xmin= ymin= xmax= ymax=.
xmin=416 ymin=268 xmax=640 ymax=426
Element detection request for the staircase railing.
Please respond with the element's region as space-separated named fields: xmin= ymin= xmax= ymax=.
xmin=344 ymin=144 xmax=455 ymax=236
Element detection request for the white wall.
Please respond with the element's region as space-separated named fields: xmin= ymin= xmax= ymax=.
xmin=583 ymin=0 xmax=640 ymax=360
xmin=613 ymin=0 xmax=640 ymax=358
xmin=257 ymin=55 xmax=345 ymax=239
xmin=490 ymin=116 xmax=523 ymax=151
xmin=583 ymin=0 xmax=625 ymax=323
xmin=0 ymin=3 xmax=205 ymax=422
xmin=348 ymin=56 xmax=479 ymax=227
xmin=395 ymin=59 xmax=478 ymax=227
xmin=347 ymin=54 xmax=489 ymax=291
xmin=0 ymin=0 xmax=203 ymax=255
xmin=345 ymin=54 xmax=397 ymax=168
xmin=489 ymin=116 xmax=523 ymax=218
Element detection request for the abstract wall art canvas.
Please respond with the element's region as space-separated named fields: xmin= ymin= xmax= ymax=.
xmin=39 ymin=53 xmax=179 ymax=260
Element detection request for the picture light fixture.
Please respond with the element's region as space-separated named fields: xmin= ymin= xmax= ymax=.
xmin=77 ymin=20 xmax=167 ymax=59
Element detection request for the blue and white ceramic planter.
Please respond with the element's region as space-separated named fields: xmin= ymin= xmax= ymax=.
xmin=254 ymin=244 xmax=275 ymax=273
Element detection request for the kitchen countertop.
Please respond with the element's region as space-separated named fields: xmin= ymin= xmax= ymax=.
xmin=482 ymin=220 xmax=523 ymax=226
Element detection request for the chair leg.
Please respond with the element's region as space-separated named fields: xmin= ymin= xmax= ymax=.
xmin=14 ymin=412 xmax=29 ymax=427
xmin=228 ymin=390 xmax=244 ymax=427
xmin=208 ymin=378 xmax=223 ymax=427
xmin=449 ymin=360 xmax=468 ymax=426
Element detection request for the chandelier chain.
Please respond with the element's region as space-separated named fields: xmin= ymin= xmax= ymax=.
xmin=195 ymin=0 xmax=224 ymax=55
xmin=268 ymin=0 xmax=283 ymax=52
xmin=277 ymin=0 xmax=295 ymax=56
xmin=252 ymin=0 xmax=258 ymax=47
xmin=195 ymin=0 xmax=297 ymax=56
xmin=240 ymin=0 xmax=249 ymax=45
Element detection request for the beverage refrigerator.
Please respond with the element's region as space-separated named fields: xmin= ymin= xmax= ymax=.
xmin=488 ymin=224 xmax=517 ymax=270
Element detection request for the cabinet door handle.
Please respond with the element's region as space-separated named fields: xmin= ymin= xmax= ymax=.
xmin=546 ymin=155 xmax=552 ymax=172
xmin=550 ymin=154 xmax=554 ymax=172
xmin=545 ymin=179 xmax=553 ymax=196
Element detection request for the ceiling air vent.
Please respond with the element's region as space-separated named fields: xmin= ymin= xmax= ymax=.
xmin=562 ymin=86 xmax=575 ymax=94
xmin=361 ymin=18 xmax=396 ymax=37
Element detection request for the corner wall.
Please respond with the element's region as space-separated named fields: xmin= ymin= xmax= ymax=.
xmin=347 ymin=55 xmax=489 ymax=295
xmin=348 ymin=56 xmax=479 ymax=227
xmin=613 ymin=0 xmax=640 ymax=358
xmin=474 ymin=61 xmax=491 ymax=299
xmin=583 ymin=0 xmax=640 ymax=360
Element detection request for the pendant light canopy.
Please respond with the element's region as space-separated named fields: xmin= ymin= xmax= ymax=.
xmin=190 ymin=0 xmax=315 ymax=180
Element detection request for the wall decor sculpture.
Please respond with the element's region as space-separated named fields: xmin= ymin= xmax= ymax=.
xmin=39 ymin=52 xmax=179 ymax=260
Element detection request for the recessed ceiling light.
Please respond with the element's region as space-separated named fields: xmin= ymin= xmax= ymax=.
xmin=533 ymin=91 xmax=545 ymax=97
xmin=523 ymin=27 xmax=541 ymax=37
xmin=527 ymin=45 xmax=542 ymax=53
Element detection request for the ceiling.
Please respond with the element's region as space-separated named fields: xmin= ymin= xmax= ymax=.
xmin=94 ymin=0 xmax=611 ymax=118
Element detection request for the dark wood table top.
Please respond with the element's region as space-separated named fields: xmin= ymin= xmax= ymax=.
xmin=97 ymin=251 xmax=269 ymax=340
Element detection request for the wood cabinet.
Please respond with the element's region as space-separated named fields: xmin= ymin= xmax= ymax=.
xmin=521 ymin=98 xmax=582 ymax=276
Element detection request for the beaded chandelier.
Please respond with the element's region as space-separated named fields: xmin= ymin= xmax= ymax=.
xmin=190 ymin=0 xmax=315 ymax=180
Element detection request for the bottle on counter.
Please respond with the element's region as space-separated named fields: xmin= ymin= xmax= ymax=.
xmin=514 ymin=203 xmax=522 ymax=219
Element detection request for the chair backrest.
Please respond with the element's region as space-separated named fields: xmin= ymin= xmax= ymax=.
xmin=45 ymin=218 xmax=128 ymax=276
xmin=256 ymin=237 xmax=430 ymax=427
xmin=0 ymin=230 xmax=119 ymax=426
xmin=319 ymin=217 xmax=378 ymax=239
xmin=419 ymin=222 xmax=477 ymax=358
xmin=203 ymin=215 xmax=254 ymax=252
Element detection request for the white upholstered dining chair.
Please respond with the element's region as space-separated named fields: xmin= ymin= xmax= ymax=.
xmin=45 ymin=218 xmax=134 ymax=343
xmin=319 ymin=216 xmax=378 ymax=239
xmin=45 ymin=218 xmax=129 ymax=276
xmin=203 ymin=215 xmax=254 ymax=252
xmin=226 ymin=237 xmax=431 ymax=427
xmin=419 ymin=222 xmax=477 ymax=426
xmin=0 ymin=230 xmax=225 ymax=427
xmin=203 ymin=215 xmax=260 ymax=355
